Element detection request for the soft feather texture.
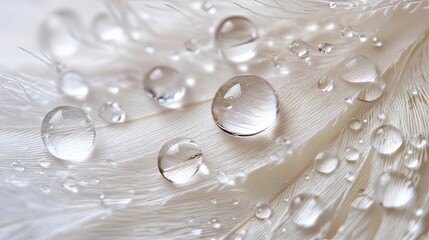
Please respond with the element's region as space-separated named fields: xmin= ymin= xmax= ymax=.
xmin=0 ymin=0 xmax=429 ymax=239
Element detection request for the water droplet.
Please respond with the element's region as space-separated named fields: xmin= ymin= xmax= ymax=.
xmin=404 ymin=155 xmax=420 ymax=169
xmin=318 ymin=43 xmax=333 ymax=53
xmin=210 ymin=218 xmax=221 ymax=229
xmin=38 ymin=157 xmax=51 ymax=168
xmin=211 ymin=75 xmax=279 ymax=136
xmin=410 ymin=134 xmax=427 ymax=149
xmin=289 ymin=40 xmax=310 ymax=60
xmin=276 ymin=136 xmax=292 ymax=146
xmin=100 ymin=189 xmax=135 ymax=207
xmin=41 ymin=106 xmax=95 ymax=161
xmin=215 ymin=16 xmax=258 ymax=63
xmin=372 ymin=37 xmax=382 ymax=47
xmin=349 ymin=118 xmax=362 ymax=131
xmin=272 ymin=54 xmax=290 ymax=74
xmin=201 ymin=1 xmax=216 ymax=14
xmin=341 ymin=26 xmax=355 ymax=38
xmin=11 ymin=160 xmax=25 ymax=172
xmin=99 ymin=102 xmax=126 ymax=123
xmin=143 ymin=66 xmax=186 ymax=108
xmin=345 ymin=172 xmax=355 ymax=182
xmin=340 ymin=55 xmax=378 ymax=83
xmin=185 ymin=39 xmax=200 ymax=53
xmin=191 ymin=229 xmax=202 ymax=236
xmin=370 ymin=125 xmax=403 ymax=154
xmin=40 ymin=183 xmax=51 ymax=194
xmin=359 ymin=34 xmax=368 ymax=42
xmin=317 ymin=76 xmax=334 ymax=92
xmin=376 ymin=172 xmax=415 ymax=208
xmin=254 ymin=201 xmax=272 ymax=220
xmin=39 ymin=10 xmax=82 ymax=58
xmin=378 ymin=112 xmax=386 ymax=120
xmin=344 ymin=147 xmax=360 ymax=161
xmin=289 ymin=193 xmax=324 ymax=228
xmin=357 ymin=78 xmax=386 ymax=102
xmin=210 ymin=198 xmax=218 ymax=205
xmin=232 ymin=199 xmax=240 ymax=205
xmin=328 ymin=2 xmax=336 ymax=8
xmin=408 ymin=85 xmax=419 ymax=96
xmin=91 ymin=13 xmax=126 ymax=42
xmin=345 ymin=96 xmax=354 ymax=105
xmin=351 ymin=194 xmax=374 ymax=210
xmin=216 ymin=171 xmax=230 ymax=184
xmin=158 ymin=137 xmax=203 ymax=184
xmin=314 ymin=152 xmax=338 ymax=174
xmin=62 ymin=176 xmax=78 ymax=193
xmin=58 ymin=71 xmax=89 ymax=100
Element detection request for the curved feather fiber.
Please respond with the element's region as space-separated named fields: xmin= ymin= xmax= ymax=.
xmin=0 ymin=1 xmax=429 ymax=239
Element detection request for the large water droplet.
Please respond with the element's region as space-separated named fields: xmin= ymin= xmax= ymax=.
xmin=314 ymin=152 xmax=338 ymax=174
xmin=254 ymin=201 xmax=272 ymax=220
xmin=357 ymin=78 xmax=386 ymax=102
xmin=376 ymin=172 xmax=415 ymax=208
xmin=58 ymin=71 xmax=89 ymax=100
xmin=41 ymin=106 xmax=96 ymax=161
xmin=344 ymin=147 xmax=360 ymax=162
xmin=143 ymin=66 xmax=186 ymax=108
xmin=62 ymin=176 xmax=78 ymax=193
xmin=317 ymin=76 xmax=334 ymax=92
xmin=215 ymin=16 xmax=258 ymax=63
xmin=100 ymin=189 xmax=135 ymax=207
xmin=351 ymin=194 xmax=374 ymax=210
xmin=91 ymin=13 xmax=126 ymax=43
xmin=158 ymin=137 xmax=203 ymax=184
xmin=211 ymin=75 xmax=279 ymax=136
xmin=370 ymin=125 xmax=403 ymax=155
xmin=289 ymin=193 xmax=324 ymax=228
xmin=99 ymin=102 xmax=126 ymax=123
xmin=340 ymin=55 xmax=378 ymax=83
xmin=39 ymin=10 xmax=82 ymax=58
xmin=410 ymin=134 xmax=427 ymax=149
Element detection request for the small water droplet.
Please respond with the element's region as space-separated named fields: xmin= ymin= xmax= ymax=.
xmin=345 ymin=96 xmax=354 ymax=105
xmin=99 ymin=102 xmax=126 ymax=123
xmin=275 ymin=136 xmax=292 ymax=146
xmin=62 ymin=176 xmax=78 ymax=193
xmin=340 ymin=55 xmax=378 ymax=83
xmin=143 ymin=66 xmax=186 ymax=108
xmin=158 ymin=137 xmax=203 ymax=184
xmin=216 ymin=171 xmax=230 ymax=184
xmin=314 ymin=152 xmax=338 ymax=174
xmin=210 ymin=218 xmax=221 ymax=229
xmin=289 ymin=193 xmax=324 ymax=228
xmin=201 ymin=1 xmax=216 ymax=14
xmin=341 ymin=26 xmax=355 ymax=38
xmin=211 ymin=75 xmax=279 ymax=136
xmin=41 ymin=106 xmax=96 ymax=161
xmin=100 ymin=189 xmax=135 ymax=207
xmin=344 ymin=147 xmax=360 ymax=161
xmin=408 ymin=85 xmax=419 ymax=96
xmin=272 ymin=54 xmax=290 ymax=74
xmin=345 ymin=172 xmax=355 ymax=182
xmin=318 ymin=43 xmax=333 ymax=53
xmin=91 ymin=13 xmax=126 ymax=43
xmin=410 ymin=134 xmax=427 ymax=149
xmin=40 ymin=183 xmax=51 ymax=194
xmin=254 ymin=201 xmax=272 ymax=220
xmin=38 ymin=157 xmax=51 ymax=168
xmin=404 ymin=155 xmax=420 ymax=169
xmin=370 ymin=125 xmax=403 ymax=154
xmin=351 ymin=194 xmax=374 ymax=210
xmin=317 ymin=76 xmax=334 ymax=92
xmin=359 ymin=34 xmax=368 ymax=42
xmin=372 ymin=37 xmax=382 ymax=47
xmin=58 ymin=71 xmax=89 ymax=99
xmin=185 ymin=39 xmax=200 ymax=53
xmin=328 ymin=2 xmax=336 ymax=8
xmin=376 ymin=172 xmax=415 ymax=208
xmin=215 ymin=16 xmax=258 ymax=63
xmin=232 ymin=199 xmax=240 ymax=205
xmin=210 ymin=198 xmax=218 ymax=205
xmin=290 ymin=40 xmax=310 ymax=60
xmin=378 ymin=112 xmax=386 ymax=120
xmin=11 ymin=160 xmax=25 ymax=172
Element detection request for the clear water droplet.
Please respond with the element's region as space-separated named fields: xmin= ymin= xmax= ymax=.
xmin=201 ymin=1 xmax=216 ymax=14
xmin=314 ymin=152 xmax=338 ymax=174
xmin=91 ymin=13 xmax=125 ymax=43
xmin=317 ymin=76 xmax=334 ymax=92
xmin=58 ymin=71 xmax=89 ymax=100
xmin=185 ymin=39 xmax=200 ymax=53
xmin=345 ymin=172 xmax=355 ymax=182
xmin=410 ymin=134 xmax=427 ymax=149
xmin=318 ymin=43 xmax=333 ymax=53
xmin=215 ymin=16 xmax=258 ymax=63
xmin=376 ymin=172 xmax=415 ymax=208
xmin=216 ymin=171 xmax=230 ymax=184
xmin=359 ymin=34 xmax=368 ymax=42
xmin=40 ymin=183 xmax=51 ymax=194
xmin=328 ymin=2 xmax=336 ymax=8
xmin=191 ymin=229 xmax=202 ymax=236
xmin=210 ymin=218 xmax=221 ymax=229
xmin=378 ymin=112 xmax=386 ymax=120
xmin=340 ymin=55 xmax=378 ymax=83
xmin=290 ymin=40 xmax=310 ymax=60
xmin=158 ymin=137 xmax=203 ymax=184
xmin=372 ymin=37 xmax=382 ymax=47
xmin=11 ymin=160 xmax=25 ymax=172
xmin=272 ymin=54 xmax=290 ymax=74
xmin=39 ymin=10 xmax=82 ymax=58
xmin=351 ymin=194 xmax=374 ymax=210
xmin=41 ymin=106 xmax=95 ymax=161
xmin=344 ymin=147 xmax=360 ymax=161
xmin=99 ymin=102 xmax=126 ymax=123
xmin=408 ymin=85 xmax=419 ymax=96
xmin=357 ymin=78 xmax=386 ymax=102
xmin=211 ymin=75 xmax=279 ymax=136
xmin=289 ymin=193 xmax=324 ymax=228
xmin=62 ymin=176 xmax=78 ymax=193
xmin=143 ymin=66 xmax=186 ymax=108
xmin=38 ymin=157 xmax=51 ymax=168
xmin=254 ymin=201 xmax=272 ymax=220
xmin=370 ymin=125 xmax=403 ymax=155
xmin=100 ymin=189 xmax=135 ymax=207
xmin=345 ymin=96 xmax=354 ymax=105
xmin=210 ymin=198 xmax=218 ymax=205
xmin=341 ymin=26 xmax=355 ymax=38
xmin=232 ymin=199 xmax=240 ymax=205
xmin=404 ymin=155 xmax=420 ymax=169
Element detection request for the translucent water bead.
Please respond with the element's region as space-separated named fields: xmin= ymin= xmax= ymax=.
xmin=215 ymin=16 xmax=258 ymax=63
xmin=41 ymin=106 xmax=95 ymax=161
xmin=58 ymin=71 xmax=89 ymax=100
xmin=143 ymin=66 xmax=186 ymax=108
xmin=99 ymin=102 xmax=126 ymax=123
xmin=158 ymin=137 xmax=203 ymax=184
xmin=211 ymin=75 xmax=279 ymax=136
